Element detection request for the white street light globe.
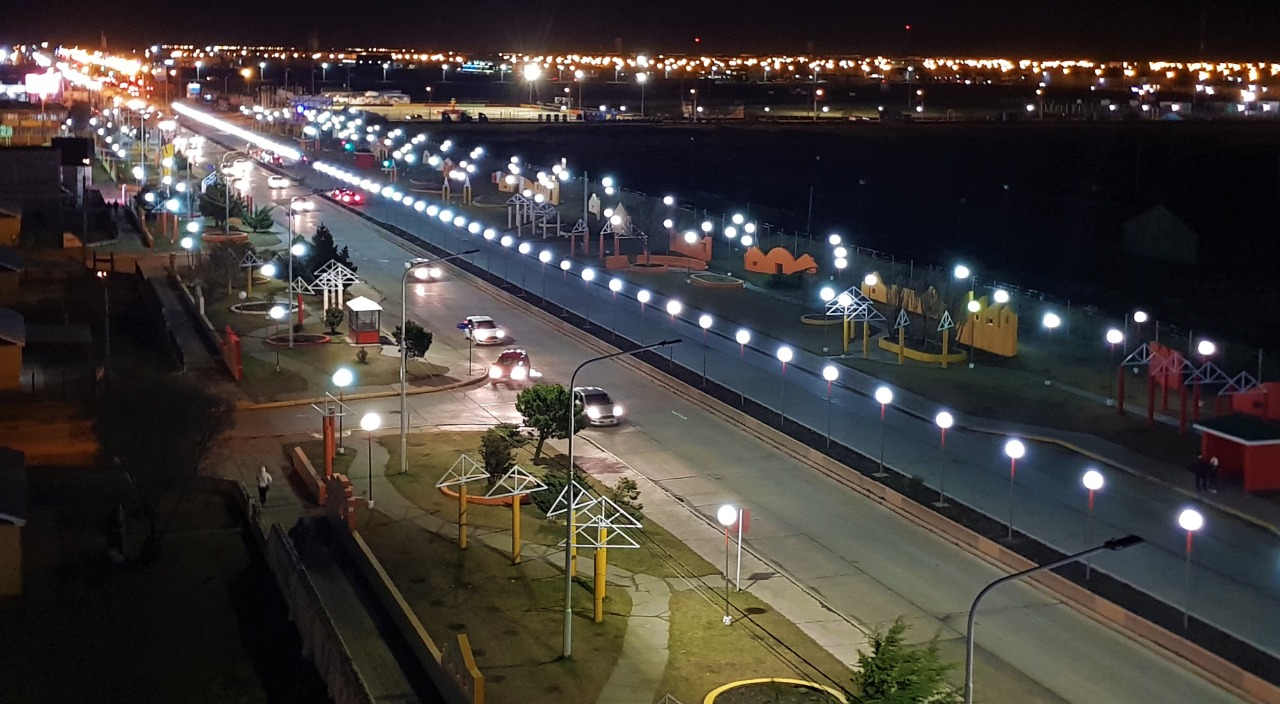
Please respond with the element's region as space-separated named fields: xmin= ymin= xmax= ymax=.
xmin=519 ymin=242 xmax=532 ymax=255
xmin=268 ymin=304 xmax=286 ymax=320
xmin=700 ymin=221 xmax=713 ymax=233
xmin=638 ymin=289 xmax=652 ymax=304
xmin=1042 ymin=312 xmax=1062 ymax=330
xmin=360 ymin=412 xmax=382 ymax=432
xmin=1004 ymin=439 xmax=1026 ymax=460
xmin=1083 ymin=469 xmax=1105 ymax=492
xmin=822 ymin=365 xmax=839 ymax=382
xmin=1105 ymin=328 xmax=1124 ymax=345
xmin=874 ymin=386 xmax=893 ymax=405
xmin=260 ymin=262 xmax=278 ymax=278
xmin=827 ymin=234 xmax=841 ymax=246
xmin=539 ymin=250 xmax=553 ymax=263
xmin=1133 ymin=310 xmax=1149 ymax=324
xmin=684 ymin=231 xmax=698 ymax=244
xmin=1178 ymin=508 xmax=1204 ymax=532
xmin=736 ymin=329 xmax=751 ymax=345
xmin=863 ymin=273 xmax=879 ymax=287
xmin=836 ymin=292 xmax=854 ymax=307
xmin=819 ymin=286 xmax=835 ymax=302
xmin=744 ymin=222 xmax=756 ymax=234
xmin=724 ymin=226 xmax=737 ymax=239
xmin=993 ymin=289 xmax=1010 ymax=304
xmin=581 ymin=268 xmax=596 ymax=282
xmin=741 ymin=235 xmax=754 ymax=247
xmin=663 ymin=195 xmax=675 ymax=206
xmin=732 ymin=213 xmax=745 ymax=225
xmin=332 ymin=368 xmax=354 ymax=388
xmin=717 ymin=505 xmax=737 ymax=527
xmin=1197 ymin=340 xmax=1216 ymax=357
xmin=935 ymin=411 xmax=954 ymax=430
xmin=699 ymin=314 xmax=713 ymax=330
xmin=500 ymin=235 xmax=514 ymax=247
xmin=954 ymin=264 xmax=971 ymax=280
xmin=663 ymin=218 xmax=674 ymax=229
xmin=834 ymin=257 xmax=848 ymax=270
xmin=290 ymin=242 xmax=306 ymax=257
xmin=180 ymin=236 xmax=194 ymax=250
xmin=601 ymin=176 xmax=615 ymax=188
xmin=776 ymin=346 xmax=793 ymax=363
xmin=560 ymin=259 xmax=572 ymax=271
xmin=609 ymin=278 xmax=623 ymax=293
xmin=666 ymin=300 xmax=683 ymax=316
xmin=833 ymin=246 xmax=848 ymax=259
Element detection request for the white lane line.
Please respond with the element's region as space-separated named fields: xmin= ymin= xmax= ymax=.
xmin=672 ymin=411 xmax=687 ymax=420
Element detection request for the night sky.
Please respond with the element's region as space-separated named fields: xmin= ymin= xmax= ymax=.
xmin=6 ymin=0 xmax=1280 ymax=58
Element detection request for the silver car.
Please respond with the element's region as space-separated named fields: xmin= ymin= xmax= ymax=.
xmin=574 ymin=386 xmax=623 ymax=427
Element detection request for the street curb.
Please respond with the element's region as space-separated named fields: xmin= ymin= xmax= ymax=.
xmin=236 ymin=372 xmax=489 ymax=411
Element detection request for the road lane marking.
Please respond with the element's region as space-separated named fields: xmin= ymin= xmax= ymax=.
xmin=672 ymin=411 xmax=687 ymax=420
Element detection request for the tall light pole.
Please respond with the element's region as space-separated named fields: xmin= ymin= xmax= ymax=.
xmin=776 ymin=346 xmax=793 ymax=425
xmin=564 ymin=340 xmax=681 ymax=659
xmin=332 ymin=368 xmax=353 ymax=454
xmin=1004 ymin=439 xmax=1026 ymax=540
xmin=735 ymin=329 xmax=751 ymax=406
xmin=717 ymin=504 xmax=737 ymax=625
xmin=399 ymin=251 xmax=478 ymax=475
xmin=574 ymin=70 xmax=585 ymax=111
xmin=96 ymin=271 xmax=110 ymax=376
xmin=287 ymin=196 xmax=309 ymax=349
xmin=874 ymin=386 xmax=893 ymax=477
xmin=637 ymin=72 xmax=648 ymax=117
xmin=361 ymin=413 xmax=382 ymax=508
xmin=822 ymin=365 xmax=839 ymax=446
xmin=699 ymin=314 xmax=713 ymax=384
xmin=523 ymin=64 xmax=541 ymax=104
xmin=934 ymin=411 xmax=954 ymax=506
xmin=1082 ymin=469 xmax=1104 ymax=579
xmin=963 ymin=535 xmax=1144 ymax=704
xmin=1178 ymin=508 xmax=1204 ymax=628
xmin=218 ymin=149 xmax=249 ymax=237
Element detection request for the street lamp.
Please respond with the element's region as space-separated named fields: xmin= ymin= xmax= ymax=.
xmin=1106 ymin=328 xmax=1124 ymax=401
xmin=268 ymin=304 xmax=286 ymax=372
xmin=1197 ymin=339 xmax=1216 ymax=357
xmin=874 ymin=386 xmax=893 ymax=477
xmin=822 ymin=365 xmax=839 ymax=446
xmin=97 ymin=271 xmax=111 ymax=375
xmin=332 ymin=368 xmax=354 ymax=454
xmin=1178 ymin=508 xmax=1204 ymax=628
xmin=1003 ymin=439 xmax=1026 ymax=540
xmin=776 ymin=346 xmax=793 ymax=425
xmin=399 ymin=252 xmax=478 ymax=474
xmin=963 ymin=535 xmax=1143 ymax=704
xmin=563 ymin=340 xmax=681 ymax=659
xmin=1082 ymin=469 xmax=1105 ymax=578
xmin=716 ymin=504 xmax=737 ymax=625
xmin=287 ymin=195 xmax=310 ymax=349
xmin=637 ymin=72 xmax=648 ymax=117
xmin=180 ymin=236 xmax=195 ymax=269
xmin=934 ymin=411 xmax=954 ymax=506
xmin=698 ymin=314 xmax=713 ymax=384
xmin=1042 ymin=312 xmax=1062 ymax=330
xmin=523 ymin=64 xmax=541 ymax=103
xmin=360 ymin=412 xmax=382 ymax=508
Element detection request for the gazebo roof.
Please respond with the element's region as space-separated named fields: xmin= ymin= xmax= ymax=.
xmin=345 ymin=296 xmax=382 ymax=312
xmin=1195 ymin=414 xmax=1280 ymax=446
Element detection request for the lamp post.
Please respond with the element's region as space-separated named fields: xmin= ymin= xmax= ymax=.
xmin=218 ymin=150 xmax=249 ymax=237
xmin=1106 ymin=328 xmax=1124 ymax=402
xmin=1082 ymin=469 xmax=1104 ymax=579
xmin=574 ymin=70 xmax=585 ymax=111
xmin=735 ymin=329 xmax=751 ymax=405
xmin=287 ymin=196 xmax=310 ymax=349
xmin=665 ymin=299 xmax=683 ymax=366
xmin=1004 ymin=439 xmax=1026 ymax=540
xmin=1178 ymin=508 xmax=1204 ymax=628
xmin=637 ymin=72 xmax=648 ymax=117
xmin=717 ymin=504 xmax=737 ymax=626
xmin=965 ymin=299 xmax=981 ymax=367
xmin=399 ymin=251 xmax=477 ymax=475
xmin=874 ymin=386 xmax=893 ymax=477
xmin=332 ymin=367 xmax=353 ymax=453
xmin=776 ymin=346 xmax=793 ymax=425
xmin=822 ymin=365 xmax=839 ymax=446
xmin=180 ymin=236 xmax=195 ymax=270
xmin=563 ymin=340 xmax=681 ymax=659
xmin=538 ymin=250 xmax=552 ymax=299
xmin=361 ymin=413 xmax=382 ymax=508
xmin=608 ymin=278 xmax=623 ymax=334
xmin=268 ymin=304 xmax=286 ymax=372
xmin=97 ymin=271 xmax=111 ymax=376
xmin=523 ymin=64 xmax=541 ymax=103
xmin=934 ymin=411 xmax=954 ymax=506
xmin=963 ymin=535 xmax=1144 ymax=704
xmin=581 ymin=267 xmax=596 ymax=326
xmin=637 ymin=289 xmax=651 ymax=343
xmin=699 ymin=314 xmax=713 ymax=384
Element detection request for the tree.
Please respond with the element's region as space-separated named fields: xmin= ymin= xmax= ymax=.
xmin=392 ymin=320 xmax=433 ymax=359
xmin=852 ymin=618 xmax=960 ymax=704
xmin=515 ymin=383 xmax=585 ymax=460
xmin=93 ymin=375 xmax=236 ymax=561
xmin=198 ymin=179 xmax=246 ymax=226
xmin=193 ymin=241 xmax=253 ymax=294
xmin=240 ymin=205 xmax=277 ymax=232
xmin=324 ymin=307 xmax=345 ymax=334
xmin=301 ymin=223 xmax=356 ymax=280
xmin=611 ymin=477 xmax=644 ymax=518
xmin=479 ymin=423 xmax=520 ymax=489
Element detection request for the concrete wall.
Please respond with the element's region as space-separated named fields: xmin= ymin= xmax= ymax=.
xmin=0 ymin=525 xmax=21 ymax=596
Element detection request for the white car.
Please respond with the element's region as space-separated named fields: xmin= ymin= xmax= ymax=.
xmin=267 ymin=174 xmax=291 ymax=189
xmin=575 ymin=387 xmax=623 ymax=427
xmin=459 ymin=315 xmax=505 ymax=345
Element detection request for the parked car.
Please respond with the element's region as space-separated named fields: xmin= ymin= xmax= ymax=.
xmin=267 ymin=174 xmax=291 ymax=189
xmin=574 ymin=386 xmax=623 ymax=427
xmin=488 ymin=348 xmax=541 ymax=388
xmin=331 ymin=187 xmax=365 ymax=205
xmin=458 ymin=315 xmax=506 ymax=345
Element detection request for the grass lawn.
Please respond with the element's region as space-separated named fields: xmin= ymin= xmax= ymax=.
xmin=381 ymin=431 xmax=718 ymax=580
xmin=298 ymin=438 xmax=356 ymax=477
xmin=361 ymin=509 xmax=633 ymax=703
xmin=661 ymin=588 xmax=855 ymax=703
xmin=0 ymin=474 xmax=325 ymax=703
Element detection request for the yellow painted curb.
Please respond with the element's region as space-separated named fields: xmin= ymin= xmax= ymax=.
xmin=236 ymin=372 xmax=490 ymax=411
xmin=704 ymin=678 xmax=849 ymax=704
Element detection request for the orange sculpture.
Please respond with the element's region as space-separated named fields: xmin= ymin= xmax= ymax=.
xmin=744 ymin=246 xmax=818 ymax=275
xmin=671 ymin=234 xmax=712 ymax=261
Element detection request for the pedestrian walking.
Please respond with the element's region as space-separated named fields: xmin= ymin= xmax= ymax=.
xmin=1191 ymin=455 xmax=1209 ymax=492
xmin=257 ymin=465 xmax=274 ymax=504
xmin=1208 ymin=456 xmax=1220 ymax=493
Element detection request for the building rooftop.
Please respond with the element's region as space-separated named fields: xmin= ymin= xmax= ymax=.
xmin=1195 ymin=414 xmax=1280 ymax=445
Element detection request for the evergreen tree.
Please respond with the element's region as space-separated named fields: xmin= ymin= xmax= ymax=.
xmin=302 ymin=223 xmax=357 ymax=281
xmin=852 ymin=618 xmax=960 ymax=704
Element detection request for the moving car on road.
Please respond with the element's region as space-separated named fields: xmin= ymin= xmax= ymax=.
xmin=331 ymin=187 xmax=365 ymax=205
xmin=458 ymin=315 xmax=506 ymax=345
xmin=267 ymin=174 xmax=291 ymax=189
xmin=574 ymin=386 xmax=623 ymax=427
xmin=488 ymin=348 xmax=541 ymax=389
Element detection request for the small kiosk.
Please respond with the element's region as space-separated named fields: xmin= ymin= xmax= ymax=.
xmin=344 ymin=296 xmax=383 ymax=345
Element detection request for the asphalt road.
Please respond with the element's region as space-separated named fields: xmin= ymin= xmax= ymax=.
xmin=187 ymin=128 xmax=1247 ymax=703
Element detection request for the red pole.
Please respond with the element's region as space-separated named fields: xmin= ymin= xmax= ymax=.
xmin=1147 ymin=372 xmax=1156 ymax=426
xmin=1162 ymin=370 xmax=1170 ymax=411
xmin=1010 ymin=457 xmax=1017 ymax=481
xmin=940 ymin=428 xmax=947 ymax=449
xmin=1117 ymin=366 xmax=1126 ymax=415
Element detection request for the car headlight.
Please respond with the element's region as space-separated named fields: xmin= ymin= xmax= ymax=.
xmin=612 ymin=404 xmax=623 ymax=417
xmin=493 ymin=328 xmax=504 ymax=339
xmin=511 ymin=367 xmax=527 ymax=380
xmin=586 ymin=406 xmax=601 ymax=420
xmin=488 ymin=366 xmax=502 ymax=379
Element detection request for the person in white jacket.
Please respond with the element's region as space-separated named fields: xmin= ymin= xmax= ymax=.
xmin=257 ymin=466 xmax=274 ymax=504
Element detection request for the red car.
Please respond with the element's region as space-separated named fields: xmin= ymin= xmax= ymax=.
xmin=331 ymin=188 xmax=365 ymax=205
